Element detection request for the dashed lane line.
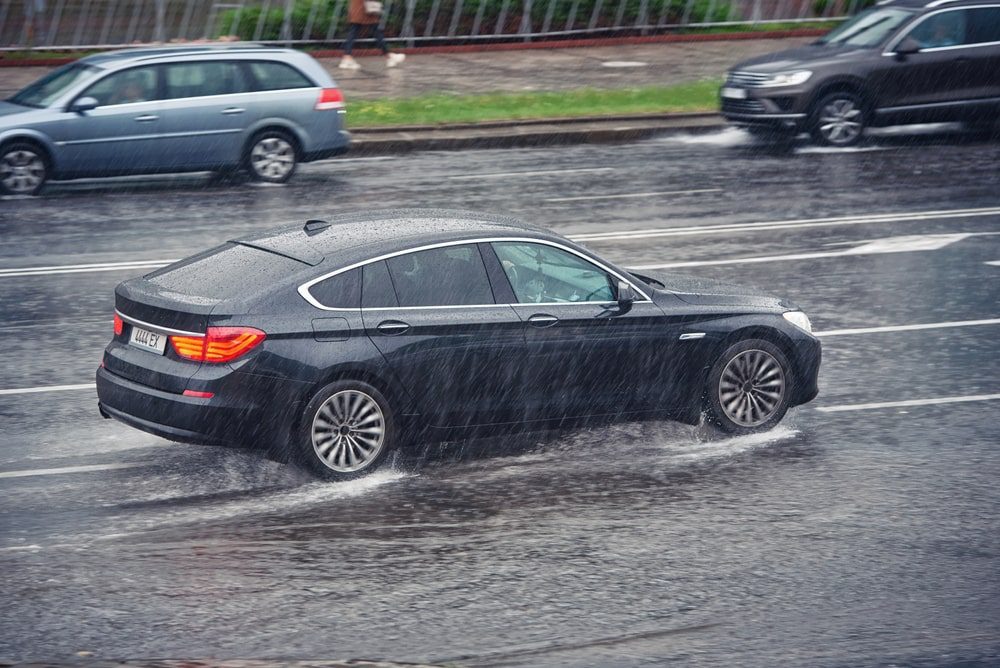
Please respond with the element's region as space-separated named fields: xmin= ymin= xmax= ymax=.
xmin=544 ymin=188 xmax=721 ymax=202
xmin=0 ymin=260 xmax=178 ymax=279
xmin=0 ymin=383 xmax=96 ymax=396
xmin=448 ymin=167 xmax=615 ymax=180
xmin=816 ymin=394 xmax=1000 ymax=413
xmin=815 ymin=318 xmax=1000 ymax=337
xmin=0 ymin=463 xmax=143 ymax=479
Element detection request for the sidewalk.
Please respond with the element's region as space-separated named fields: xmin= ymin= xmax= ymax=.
xmin=0 ymin=38 xmax=811 ymax=153
xmin=0 ymin=39 xmax=810 ymax=100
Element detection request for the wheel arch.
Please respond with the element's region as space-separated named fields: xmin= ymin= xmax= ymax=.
xmin=243 ymin=121 xmax=306 ymax=157
xmin=700 ymin=324 xmax=802 ymax=401
xmin=807 ymin=78 xmax=873 ymax=116
xmin=0 ymin=134 xmax=56 ymax=171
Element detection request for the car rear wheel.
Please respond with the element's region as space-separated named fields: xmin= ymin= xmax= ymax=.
xmin=298 ymin=381 xmax=396 ymax=479
xmin=811 ymin=92 xmax=867 ymax=147
xmin=0 ymin=142 xmax=48 ymax=196
xmin=704 ymin=339 xmax=791 ymax=434
xmin=246 ymin=131 xmax=298 ymax=184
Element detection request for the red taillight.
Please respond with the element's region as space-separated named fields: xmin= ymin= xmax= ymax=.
xmin=315 ymin=87 xmax=344 ymax=111
xmin=170 ymin=327 xmax=266 ymax=363
xmin=113 ymin=313 xmax=123 ymax=336
xmin=182 ymin=390 xmax=215 ymax=399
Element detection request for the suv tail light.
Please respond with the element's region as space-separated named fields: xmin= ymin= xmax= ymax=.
xmin=113 ymin=313 xmax=124 ymax=336
xmin=170 ymin=327 xmax=266 ymax=363
xmin=315 ymin=87 xmax=345 ymax=111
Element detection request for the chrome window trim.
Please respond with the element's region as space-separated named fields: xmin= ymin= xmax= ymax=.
xmin=883 ymin=5 xmax=1000 ymax=55
xmin=116 ymin=309 xmax=204 ymax=338
xmin=298 ymin=236 xmax=653 ymax=311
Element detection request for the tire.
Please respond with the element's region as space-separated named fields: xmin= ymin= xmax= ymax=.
xmin=810 ymin=91 xmax=867 ymax=148
xmin=245 ymin=130 xmax=298 ymax=184
xmin=704 ymin=339 xmax=792 ymax=435
xmin=297 ymin=380 xmax=396 ymax=479
xmin=0 ymin=141 xmax=48 ymax=196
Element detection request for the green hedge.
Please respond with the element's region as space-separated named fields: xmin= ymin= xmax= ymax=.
xmin=217 ymin=0 xmax=736 ymax=40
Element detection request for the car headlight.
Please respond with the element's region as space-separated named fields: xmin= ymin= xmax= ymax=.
xmin=758 ymin=70 xmax=813 ymax=87
xmin=783 ymin=310 xmax=813 ymax=333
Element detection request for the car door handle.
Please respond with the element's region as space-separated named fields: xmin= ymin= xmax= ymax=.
xmin=221 ymin=107 xmax=245 ymax=115
xmin=134 ymin=114 xmax=159 ymax=122
xmin=376 ymin=320 xmax=410 ymax=335
xmin=527 ymin=314 xmax=559 ymax=328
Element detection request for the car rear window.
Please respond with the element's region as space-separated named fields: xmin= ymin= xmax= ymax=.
xmin=247 ymin=61 xmax=314 ymax=91
xmin=146 ymin=243 xmax=307 ymax=300
xmin=164 ymin=61 xmax=246 ymax=99
xmin=385 ymin=244 xmax=495 ymax=307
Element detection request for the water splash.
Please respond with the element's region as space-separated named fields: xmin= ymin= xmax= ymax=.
xmin=659 ymin=127 xmax=752 ymax=147
xmin=666 ymin=425 xmax=799 ymax=463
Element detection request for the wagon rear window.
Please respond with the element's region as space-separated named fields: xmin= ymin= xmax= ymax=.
xmin=146 ymin=243 xmax=306 ymax=300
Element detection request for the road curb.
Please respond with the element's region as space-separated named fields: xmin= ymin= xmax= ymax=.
xmin=348 ymin=112 xmax=726 ymax=154
xmin=0 ymin=29 xmax=827 ymax=67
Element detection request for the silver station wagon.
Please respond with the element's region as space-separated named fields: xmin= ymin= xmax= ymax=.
xmin=0 ymin=45 xmax=350 ymax=195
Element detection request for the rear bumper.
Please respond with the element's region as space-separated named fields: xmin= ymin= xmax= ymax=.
xmin=302 ymin=130 xmax=350 ymax=162
xmin=96 ymin=365 xmax=305 ymax=448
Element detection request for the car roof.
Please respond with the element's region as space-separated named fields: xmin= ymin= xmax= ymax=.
xmin=879 ymin=0 xmax=991 ymax=9
xmin=79 ymin=44 xmax=293 ymax=67
xmin=233 ymin=209 xmax=549 ymax=267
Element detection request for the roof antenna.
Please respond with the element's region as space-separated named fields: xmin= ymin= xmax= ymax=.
xmin=303 ymin=219 xmax=331 ymax=235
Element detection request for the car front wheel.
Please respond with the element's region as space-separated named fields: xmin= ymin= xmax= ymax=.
xmin=811 ymin=92 xmax=867 ymax=147
xmin=298 ymin=381 xmax=396 ymax=479
xmin=246 ymin=131 xmax=298 ymax=184
xmin=704 ymin=339 xmax=792 ymax=434
xmin=0 ymin=142 xmax=48 ymax=196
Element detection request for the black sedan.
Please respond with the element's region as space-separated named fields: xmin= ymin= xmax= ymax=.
xmin=96 ymin=210 xmax=821 ymax=479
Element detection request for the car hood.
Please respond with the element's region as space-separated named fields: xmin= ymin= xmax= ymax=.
xmin=632 ymin=270 xmax=796 ymax=310
xmin=0 ymin=101 xmax=37 ymax=121
xmin=730 ymin=43 xmax=873 ymax=74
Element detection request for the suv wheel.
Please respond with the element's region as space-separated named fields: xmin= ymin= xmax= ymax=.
xmin=298 ymin=381 xmax=396 ymax=479
xmin=246 ymin=131 xmax=298 ymax=184
xmin=704 ymin=339 xmax=792 ymax=434
xmin=811 ymin=92 xmax=867 ymax=147
xmin=0 ymin=142 xmax=48 ymax=196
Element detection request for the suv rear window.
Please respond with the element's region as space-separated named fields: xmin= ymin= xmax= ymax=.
xmin=966 ymin=8 xmax=1000 ymax=44
xmin=247 ymin=62 xmax=314 ymax=91
xmin=146 ymin=243 xmax=306 ymax=300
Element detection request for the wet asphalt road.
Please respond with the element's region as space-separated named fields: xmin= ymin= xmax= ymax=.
xmin=1 ymin=127 xmax=999 ymax=667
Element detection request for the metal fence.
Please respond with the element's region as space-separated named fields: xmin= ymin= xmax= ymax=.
xmin=0 ymin=0 xmax=856 ymax=49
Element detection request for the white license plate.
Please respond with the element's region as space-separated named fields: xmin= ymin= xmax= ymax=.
xmin=721 ymin=87 xmax=748 ymax=100
xmin=129 ymin=325 xmax=167 ymax=355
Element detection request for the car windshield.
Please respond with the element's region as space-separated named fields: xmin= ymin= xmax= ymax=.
xmin=816 ymin=8 xmax=915 ymax=47
xmin=7 ymin=63 xmax=99 ymax=108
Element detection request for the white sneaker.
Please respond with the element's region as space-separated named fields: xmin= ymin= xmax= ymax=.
xmin=338 ymin=56 xmax=360 ymax=70
xmin=386 ymin=52 xmax=406 ymax=68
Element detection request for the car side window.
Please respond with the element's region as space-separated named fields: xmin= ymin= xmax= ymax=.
xmin=164 ymin=62 xmax=246 ymax=100
xmin=362 ymin=261 xmax=398 ymax=308
xmin=906 ymin=11 xmax=966 ymax=49
xmin=492 ymin=242 xmax=615 ymax=304
xmin=965 ymin=8 xmax=1000 ymax=44
xmin=246 ymin=62 xmax=314 ymax=92
xmin=384 ymin=245 xmax=495 ymax=307
xmin=82 ymin=66 xmax=157 ymax=107
xmin=310 ymin=268 xmax=360 ymax=309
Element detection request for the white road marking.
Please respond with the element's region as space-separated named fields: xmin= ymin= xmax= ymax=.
xmin=631 ymin=233 xmax=976 ymax=269
xmin=572 ymin=206 xmax=1000 ymax=242
xmin=0 ymin=260 xmax=177 ymax=279
xmin=986 ymin=261 xmax=1000 ymax=266
xmin=0 ymin=383 xmax=96 ymax=396
xmin=816 ymin=318 xmax=1000 ymax=337
xmin=545 ymin=188 xmax=721 ymax=203
xmin=4 ymin=207 xmax=999 ymax=280
xmin=448 ymin=167 xmax=614 ymax=180
xmin=0 ymin=463 xmax=143 ymax=479
xmin=816 ymin=394 xmax=1000 ymax=413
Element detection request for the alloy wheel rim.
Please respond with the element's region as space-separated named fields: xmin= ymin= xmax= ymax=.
xmin=0 ymin=149 xmax=45 ymax=194
xmin=250 ymin=137 xmax=294 ymax=180
xmin=819 ymin=98 xmax=863 ymax=145
xmin=311 ymin=390 xmax=386 ymax=473
xmin=719 ymin=349 xmax=785 ymax=427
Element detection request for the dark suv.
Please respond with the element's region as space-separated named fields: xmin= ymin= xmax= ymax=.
xmin=720 ymin=0 xmax=1000 ymax=146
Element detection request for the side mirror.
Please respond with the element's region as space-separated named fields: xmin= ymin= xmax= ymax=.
xmin=616 ymin=280 xmax=636 ymax=306
xmin=69 ymin=96 xmax=99 ymax=113
xmin=894 ymin=37 xmax=921 ymax=59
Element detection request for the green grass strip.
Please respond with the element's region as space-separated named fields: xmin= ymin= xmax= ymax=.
xmin=347 ymin=81 xmax=722 ymax=128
